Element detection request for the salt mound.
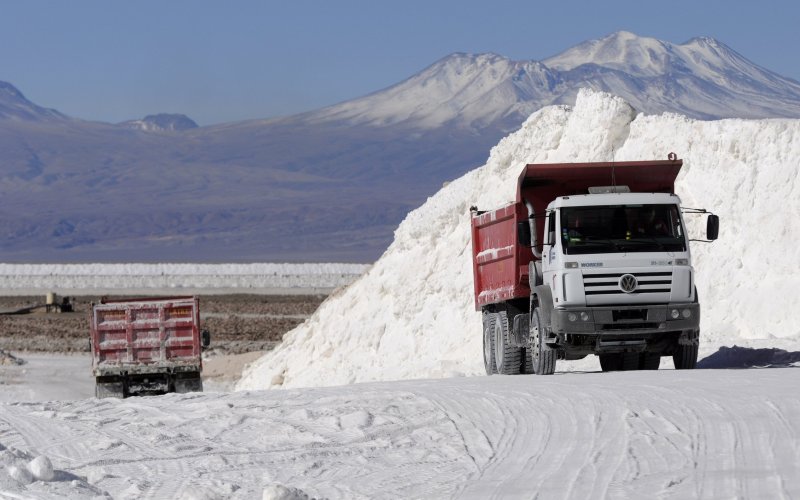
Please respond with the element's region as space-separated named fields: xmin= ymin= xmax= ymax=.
xmin=28 ymin=455 xmax=54 ymax=481
xmin=237 ymin=89 xmax=800 ymax=390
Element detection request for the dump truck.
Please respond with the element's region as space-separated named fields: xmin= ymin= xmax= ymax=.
xmin=90 ymin=296 xmax=210 ymax=397
xmin=470 ymin=155 xmax=719 ymax=375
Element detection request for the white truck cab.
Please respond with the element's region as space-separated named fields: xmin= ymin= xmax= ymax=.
xmin=539 ymin=192 xmax=702 ymax=370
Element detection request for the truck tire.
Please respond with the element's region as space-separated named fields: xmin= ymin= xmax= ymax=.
xmin=174 ymin=373 xmax=204 ymax=393
xmin=175 ymin=372 xmax=203 ymax=394
xmin=673 ymin=344 xmax=698 ymax=369
xmin=95 ymin=380 xmax=124 ymax=399
xmin=483 ymin=311 xmax=497 ymax=375
xmin=640 ymin=353 xmax=661 ymax=370
xmin=523 ymin=348 xmax=534 ymax=374
xmin=529 ymin=308 xmax=556 ymax=375
xmin=493 ymin=311 xmax=522 ymax=375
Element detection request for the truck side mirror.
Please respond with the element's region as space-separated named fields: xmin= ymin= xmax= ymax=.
xmin=201 ymin=329 xmax=211 ymax=348
xmin=706 ymin=214 xmax=719 ymax=241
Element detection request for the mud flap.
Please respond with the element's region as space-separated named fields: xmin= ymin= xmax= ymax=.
xmin=532 ymin=285 xmax=556 ymax=345
xmin=511 ymin=313 xmax=529 ymax=347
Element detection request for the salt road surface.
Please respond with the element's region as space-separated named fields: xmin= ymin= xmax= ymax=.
xmin=1 ymin=368 xmax=799 ymax=499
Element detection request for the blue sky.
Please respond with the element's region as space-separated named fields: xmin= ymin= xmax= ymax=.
xmin=2 ymin=0 xmax=798 ymax=125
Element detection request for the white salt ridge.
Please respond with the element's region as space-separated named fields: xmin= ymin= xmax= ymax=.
xmin=238 ymin=89 xmax=800 ymax=391
xmin=0 ymin=263 xmax=368 ymax=292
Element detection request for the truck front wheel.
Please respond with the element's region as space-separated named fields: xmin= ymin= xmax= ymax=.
xmin=530 ymin=308 xmax=556 ymax=375
xmin=673 ymin=344 xmax=698 ymax=369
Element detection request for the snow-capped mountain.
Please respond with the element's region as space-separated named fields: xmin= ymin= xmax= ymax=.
xmin=2 ymin=31 xmax=800 ymax=263
xmin=121 ymin=113 xmax=198 ymax=132
xmin=0 ymin=81 xmax=67 ymax=121
xmin=541 ymin=31 xmax=800 ymax=119
xmin=307 ymin=53 xmax=551 ymax=130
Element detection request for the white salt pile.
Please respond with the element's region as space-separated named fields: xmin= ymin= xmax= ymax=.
xmin=237 ymin=89 xmax=800 ymax=390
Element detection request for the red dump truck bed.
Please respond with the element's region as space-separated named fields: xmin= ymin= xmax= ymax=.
xmin=90 ymin=297 xmax=206 ymax=398
xmin=91 ymin=296 xmax=202 ymax=373
xmin=471 ymin=159 xmax=682 ymax=310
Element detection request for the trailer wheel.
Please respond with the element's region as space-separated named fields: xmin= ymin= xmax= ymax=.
xmin=529 ymin=308 xmax=556 ymax=375
xmin=673 ymin=344 xmax=698 ymax=369
xmin=493 ymin=311 xmax=522 ymax=375
xmin=482 ymin=311 xmax=497 ymax=375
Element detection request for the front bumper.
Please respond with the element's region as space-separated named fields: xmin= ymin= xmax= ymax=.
xmin=551 ymin=303 xmax=700 ymax=336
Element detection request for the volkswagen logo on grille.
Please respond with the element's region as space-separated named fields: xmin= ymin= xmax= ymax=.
xmin=619 ymin=274 xmax=638 ymax=293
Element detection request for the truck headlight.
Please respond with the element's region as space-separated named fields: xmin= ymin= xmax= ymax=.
xmin=580 ymin=311 xmax=590 ymax=321
xmin=671 ymin=309 xmax=680 ymax=319
xmin=565 ymin=262 xmax=579 ymax=269
xmin=682 ymin=309 xmax=692 ymax=318
xmin=675 ymin=258 xmax=689 ymax=265
xmin=568 ymin=313 xmax=577 ymax=322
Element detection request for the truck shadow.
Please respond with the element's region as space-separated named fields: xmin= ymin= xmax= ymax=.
xmin=697 ymin=345 xmax=800 ymax=369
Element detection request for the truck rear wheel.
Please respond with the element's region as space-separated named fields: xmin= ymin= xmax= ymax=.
xmin=599 ymin=352 xmax=639 ymax=372
xmin=493 ymin=311 xmax=522 ymax=375
xmin=530 ymin=308 xmax=556 ymax=375
xmin=599 ymin=354 xmax=619 ymax=372
xmin=673 ymin=344 xmax=698 ymax=369
xmin=95 ymin=379 xmax=125 ymax=399
xmin=523 ymin=348 xmax=534 ymax=374
xmin=483 ymin=311 xmax=497 ymax=375
xmin=174 ymin=373 xmax=204 ymax=393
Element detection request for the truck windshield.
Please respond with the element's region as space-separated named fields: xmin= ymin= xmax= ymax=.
xmin=560 ymin=204 xmax=686 ymax=254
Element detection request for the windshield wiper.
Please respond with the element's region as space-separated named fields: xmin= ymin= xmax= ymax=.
xmin=622 ymin=237 xmax=666 ymax=250
xmin=583 ymin=237 xmax=620 ymax=251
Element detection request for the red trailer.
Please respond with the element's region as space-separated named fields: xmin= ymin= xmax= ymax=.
xmin=90 ymin=296 xmax=210 ymax=398
xmin=471 ymin=156 xmax=718 ymax=375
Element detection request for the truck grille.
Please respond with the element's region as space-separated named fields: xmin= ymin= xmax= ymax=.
xmin=583 ymin=272 xmax=672 ymax=296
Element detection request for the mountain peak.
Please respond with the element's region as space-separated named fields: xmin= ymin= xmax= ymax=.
xmin=121 ymin=113 xmax=199 ymax=132
xmin=0 ymin=81 xmax=26 ymax=100
xmin=544 ymin=31 xmax=672 ymax=76
xmin=0 ymin=79 xmax=67 ymax=121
